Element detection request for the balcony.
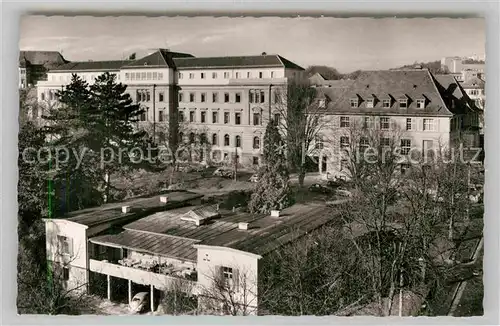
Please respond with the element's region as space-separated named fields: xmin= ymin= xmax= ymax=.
xmin=89 ymin=259 xmax=199 ymax=293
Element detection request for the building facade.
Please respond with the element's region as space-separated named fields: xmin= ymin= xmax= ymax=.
xmin=35 ymin=49 xmax=305 ymax=168
xmin=19 ymin=51 xmax=67 ymax=89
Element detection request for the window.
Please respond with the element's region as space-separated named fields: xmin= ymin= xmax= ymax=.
xmin=224 ymin=112 xmax=230 ymax=124
xmin=153 ymin=72 xmax=158 ymax=80
xmin=235 ymin=72 xmax=240 ymax=79
xmin=200 ymin=133 xmax=207 ymax=144
xmin=249 ymin=91 xmax=255 ymax=103
xmin=146 ymin=91 xmax=151 ymax=102
xmin=178 ymin=111 xmax=184 ymax=122
xmin=366 ymin=99 xmax=374 ymax=108
xmin=247 ymin=72 xmax=251 ymax=78
xmin=210 ymin=134 xmax=217 ymax=146
xmin=212 ymin=92 xmax=218 ymax=103
xmin=179 ymin=93 xmax=184 ymax=103
xmin=399 ymin=99 xmax=408 ymax=108
xmin=253 ymin=137 xmax=261 ymax=149
xmin=212 ymin=111 xmax=218 ymax=123
xmin=158 ymin=72 xmax=164 ymax=80
xmin=340 ymin=116 xmax=350 ymax=128
xmin=224 ymin=93 xmax=230 ymax=103
xmin=235 ymin=135 xmax=241 ymax=148
xmin=189 ymin=73 xmax=194 ymax=79
xmin=224 ymin=72 xmax=229 ymax=79
xmin=141 ymin=72 xmax=146 ymax=80
xmin=125 ymin=73 xmax=130 ymax=80
xmin=158 ymin=110 xmax=165 ymax=122
xmin=146 ymin=72 xmax=152 ymax=80
xmin=340 ymin=159 xmax=349 ymax=172
xmin=259 ymin=72 xmax=263 ymax=78
xmin=416 ymin=99 xmax=425 ymax=109
xmin=57 ymin=236 xmax=72 ymax=255
xmin=380 ymin=117 xmax=390 ymax=130
xmin=253 ymin=157 xmax=259 ymax=165
xmin=201 ymin=72 xmax=205 ymax=79
xmin=359 ymin=137 xmax=369 ymax=152
xmin=253 ymin=113 xmax=261 ymax=126
xmin=235 ymin=113 xmax=241 ymax=125
xmin=363 ymin=116 xmax=373 ymax=129
xmin=139 ymin=111 xmax=147 ymax=121
xmin=224 ymin=134 xmax=230 ymax=146
xmin=189 ymin=111 xmax=195 ymax=122
xmin=189 ymin=93 xmax=195 ymax=102
xmin=423 ymin=118 xmax=435 ymax=131
xmin=189 ymin=133 xmax=195 ymax=144
xmin=63 ymin=267 xmax=70 ymax=281
xmin=274 ymin=113 xmax=280 ymax=126
xmin=201 ymin=111 xmax=206 ymax=123
xmin=401 ymin=139 xmax=411 ymax=155
xmin=260 ymin=90 xmax=265 ymax=103
xmin=315 ymin=136 xmax=323 ymax=149
xmin=406 ymin=118 xmax=413 ymax=131
xmin=41 ymin=92 xmax=45 ymax=101
xmin=222 ymin=267 xmax=233 ymax=280
xmin=470 ymin=89 xmax=479 ymax=96
xmin=340 ymin=136 xmax=350 ymax=148
xmin=380 ymin=137 xmax=390 ymax=147
xmin=178 ymin=72 xmax=183 ymax=79
xmin=159 ymin=92 xmax=164 ymax=102
xmin=350 ymin=98 xmax=359 ymax=108
xmin=235 ymin=93 xmax=241 ymax=103
xmin=212 ymin=72 xmax=217 ymax=79
xmin=382 ymin=99 xmax=391 ymax=108
xmin=271 ymin=71 xmax=275 ymax=78
xmin=400 ymin=163 xmax=411 ymax=175
xmin=201 ymin=93 xmax=206 ymax=102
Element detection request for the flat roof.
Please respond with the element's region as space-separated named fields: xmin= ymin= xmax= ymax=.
xmin=91 ymin=202 xmax=338 ymax=258
xmin=57 ymin=191 xmax=203 ymax=227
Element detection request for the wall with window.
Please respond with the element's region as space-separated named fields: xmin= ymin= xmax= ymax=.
xmin=44 ymin=219 xmax=89 ymax=292
xmin=176 ymin=67 xmax=286 ymax=86
xmin=121 ymin=68 xmax=172 ymax=85
xmin=196 ymin=245 xmax=260 ymax=314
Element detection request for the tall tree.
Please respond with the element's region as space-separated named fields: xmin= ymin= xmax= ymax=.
xmin=248 ymin=121 xmax=293 ymax=213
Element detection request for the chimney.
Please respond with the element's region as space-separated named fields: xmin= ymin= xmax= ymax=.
xmin=122 ymin=206 xmax=131 ymax=213
xmin=271 ymin=210 xmax=280 ymax=218
xmin=261 ymin=52 xmax=267 ymax=56
xmin=160 ymin=196 xmax=169 ymax=203
xmin=238 ymin=222 xmax=249 ymax=230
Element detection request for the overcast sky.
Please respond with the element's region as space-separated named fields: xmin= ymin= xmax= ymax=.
xmin=20 ymin=16 xmax=485 ymax=73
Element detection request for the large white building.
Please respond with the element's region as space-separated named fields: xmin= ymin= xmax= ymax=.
xmin=35 ymin=49 xmax=306 ymax=168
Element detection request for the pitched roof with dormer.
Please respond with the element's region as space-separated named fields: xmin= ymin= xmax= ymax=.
xmin=173 ymin=54 xmax=304 ymax=70
xmin=122 ymin=49 xmax=194 ymax=69
xmin=324 ymin=69 xmax=453 ymax=117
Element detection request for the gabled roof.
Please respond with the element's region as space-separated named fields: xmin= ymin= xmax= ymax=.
xmin=123 ymin=49 xmax=194 ymax=69
xmin=173 ymin=54 xmax=304 ymax=70
xmin=19 ymin=50 xmax=67 ymax=67
xmin=50 ymin=60 xmax=132 ymax=72
xmin=461 ymin=76 xmax=485 ymax=89
xmin=324 ymin=69 xmax=453 ymax=117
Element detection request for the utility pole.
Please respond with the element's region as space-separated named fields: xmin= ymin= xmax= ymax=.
xmin=152 ymin=84 xmax=156 ymax=142
xmin=234 ymin=145 xmax=238 ymax=181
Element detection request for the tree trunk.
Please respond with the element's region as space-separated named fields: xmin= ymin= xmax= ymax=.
xmin=298 ymin=168 xmax=306 ymax=188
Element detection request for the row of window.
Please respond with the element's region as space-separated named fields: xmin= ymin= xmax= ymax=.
xmin=179 ymin=132 xmax=262 ymax=149
xmin=50 ymin=73 xmax=120 ymax=83
xmin=136 ymin=89 xmax=165 ymax=102
xmin=179 ymin=90 xmax=270 ymax=104
xmin=350 ymin=97 xmax=426 ymax=109
xmin=335 ymin=136 xmax=430 ymax=156
xmin=339 ymin=116 xmax=437 ymax=131
xmin=180 ymin=110 xmax=263 ymax=126
xmin=179 ymin=71 xmax=277 ymax=80
xmin=125 ymin=72 xmax=164 ymax=81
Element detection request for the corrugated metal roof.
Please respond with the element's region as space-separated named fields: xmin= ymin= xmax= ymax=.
xmin=60 ymin=191 xmax=202 ymax=227
xmin=90 ymin=229 xmax=198 ymax=262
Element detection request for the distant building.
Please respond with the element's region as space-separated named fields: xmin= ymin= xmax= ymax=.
xmin=44 ymin=191 xmax=337 ymax=315
xmin=18 ymin=50 xmax=67 ymax=88
xmin=440 ymin=56 xmax=485 ymax=82
xmin=315 ymin=69 xmax=481 ymax=177
xmin=35 ymin=49 xmax=306 ymax=168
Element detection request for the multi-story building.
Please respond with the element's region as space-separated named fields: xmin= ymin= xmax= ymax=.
xmin=314 ymin=69 xmax=481 ymax=177
xmin=35 ymin=49 xmax=306 ymax=168
xmin=19 ymin=50 xmax=67 ymax=88
xmin=44 ymin=190 xmax=337 ymax=315
xmin=440 ymin=56 xmax=485 ymax=83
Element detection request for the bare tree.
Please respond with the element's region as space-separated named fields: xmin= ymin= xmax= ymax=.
xmin=159 ymin=278 xmax=197 ymax=315
xmin=274 ymin=82 xmax=326 ymax=187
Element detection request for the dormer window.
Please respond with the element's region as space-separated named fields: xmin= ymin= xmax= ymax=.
xmin=382 ymin=99 xmax=391 ymax=108
xmin=319 ymin=99 xmax=326 ymax=108
xmin=366 ymin=98 xmax=374 ymax=108
xmin=350 ymin=98 xmax=359 ymax=108
xmin=399 ymin=98 xmax=408 ymax=108
xmin=416 ymin=99 xmax=426 ymax=109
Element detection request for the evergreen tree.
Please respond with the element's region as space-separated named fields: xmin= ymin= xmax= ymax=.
xmin=248 ymin=120 xmax=293 ymax=213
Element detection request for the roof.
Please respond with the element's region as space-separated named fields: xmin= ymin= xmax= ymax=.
xmin=324 ymin=69 xmax=453 ymax=117
xmin=90 ymin=229 xmax=198 ymax=262
xmin=60 ymin=191 xmax=203 ymax=227
xmin=123 ymin=49 xmax=194 ymax=69
xmin=114 ymin=203 xmax=338 ymax=258
xmin=173 ymin=54 xmax=304 ymax=70
xmin=50 ymin=60 xmax=132 ymax=72
xmin=19 ymin=51 xmax=67 ymax=67
xmin=461 ymin=76 xmax=485 ymax=89
xmin=433 ymin=74 xmax=476 ymax=115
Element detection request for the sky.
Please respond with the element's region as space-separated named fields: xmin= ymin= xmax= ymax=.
xmin=19 ymin=16 xmax=485 ymax=73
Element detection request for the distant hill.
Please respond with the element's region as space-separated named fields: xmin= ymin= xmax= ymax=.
xmin=305 ymin=65 xmax=363 ymax=80
xmin=392 ymin=60 xmax=450 ymax=75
